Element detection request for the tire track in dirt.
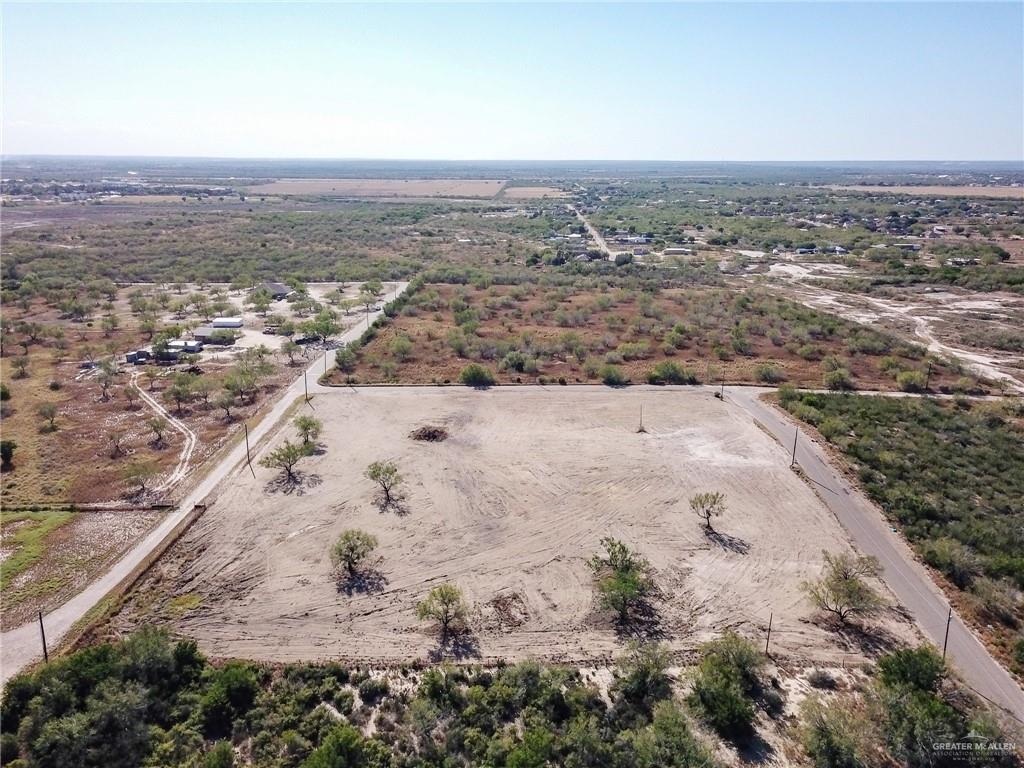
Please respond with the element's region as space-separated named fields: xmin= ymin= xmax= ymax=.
xmin=130 ymin=370 xmax=198 ymax=494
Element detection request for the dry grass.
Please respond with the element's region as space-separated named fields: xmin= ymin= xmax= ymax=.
xmin=243 ymin=178 xmax=507 ymax=198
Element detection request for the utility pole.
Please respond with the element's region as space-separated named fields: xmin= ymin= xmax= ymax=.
xmin=244 ymin=422 xmax=255 ymax=478
xmin=638 ymin=403 xmax=645 ymax=433
xmin=942 ymin=606 xmax=952 ymax=660
xmin=790 ymin=427 xmax=799 ymax=467
xmin=304 ymin=370 xmax=309 ymax=403
xmin=38 ymin=611 xmax=48 ymax=663
xmin=765 ymin=612 xmax=773 ymax=656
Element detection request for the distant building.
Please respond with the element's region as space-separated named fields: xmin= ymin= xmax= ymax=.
xmin=168 ymin=339 xmax=203 ymax=354
xmin=194 ymin=326 xmax=234 ymax=344
xmin=211 ymin=316 xmax=244 ymax=328
xmin=663 ymin=247 xmax=693 ymax=256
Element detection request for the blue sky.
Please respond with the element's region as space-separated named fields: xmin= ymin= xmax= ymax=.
xmin=3 ymin=2 xmax=1022 ymax=161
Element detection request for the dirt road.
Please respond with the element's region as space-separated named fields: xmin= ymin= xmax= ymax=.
xmin=727 ymin=386 xmax=1024 ymax=721
xmin=0 ymin=283 xmax=409 ymax=683
xmin=570 ymin=205 xmax=616 ymax=260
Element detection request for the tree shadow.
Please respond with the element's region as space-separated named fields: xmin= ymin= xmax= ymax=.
xmin=374 ymin=493 xmax=409 ymax=516
xmin=826 ymin=618 xmax=902 ymax=657
xmin=427 ymin=627 xmax=481 ymax=662
xmin=735 ymin=730 xmax=776 ymax=764
xmin=705 ymin=528 xmax=751 ymax=555
xmin=337 ymin=567 xmax=388 ymax=596
xmin=264 ymin=471 xmax=323 ymax=496
xmin=614 ymin=596 xmax=668 ymax=642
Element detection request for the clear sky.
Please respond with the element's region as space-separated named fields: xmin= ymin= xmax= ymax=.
xmin=2 ymin=2 xmax=1022 ymax=161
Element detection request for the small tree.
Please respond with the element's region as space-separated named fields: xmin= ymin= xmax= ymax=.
xmin=294 ymin=414 xmax=323 ymax=446
xmin=37 ymin=402 xmax=59 ymax=432
xmin=331 ymin=529 xmax=378 ymax=576
xmin=259 ymin=440 xmax=305 ymax=481
xmin=365 ymin=460 xmax=401 ymax=508
xmin=149 ymin=416 xmax=169 ymax=445
xmin=109 ymin=430 xmax=127 ymax=458
xmin=416 ymin=583 xmax=468 ymax=637
xmin=163 ymin=374 xmax=194 ymax=414
xmin=123 ymin=460 xmax=158 ymax=493
xmin=123 ymin=386 xmax=139 ymax=408
xmin=12 ymin=357 xmax=29 ymax=379
xmin=802 ymin=551 xmax=884 ymax=624
xmin=690 ymin=491 xmax=726 ymax=533
xmin=1 ymin=440 xmax=16 ymax=469
xmin=281 ymin=339 xmax=302 ymax=365
xmin=459 ymin=364 xmax=495 ymax=387
xmin=214 ymin=391 xmax=235 ymax=420
xmin=589 ymin=537 xmax=653 ymax=623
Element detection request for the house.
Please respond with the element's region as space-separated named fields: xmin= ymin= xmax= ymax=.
xmin=125 ymin=349 xmax=152 ymax=364
xmin=663 ymin=247 xmax=693 ymax=256
xmin=211 ymin=316 xmax=244 ymax=328
xmin=795 ymin=247 xmax=818 ymax=255
xmin=261 ymin=281 xmax=292 ymax=300
xmin=194 ymin=326 xmax=235 ymax=344
xmin=168 ymin=339 xmax=203 ymax=354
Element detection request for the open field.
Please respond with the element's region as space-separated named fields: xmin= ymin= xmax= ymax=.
xmin=106 ymin=386 xmax=914 ymax=665
xmin=827 ymin=184 xmax=1024 ymax=198
xmin=332 ymin=282 xmax=977 ymax=391
xmin=501 ymin=185 xmax=568 ymax=199
xmin=242 ymin=178 xmax=507 ymax=197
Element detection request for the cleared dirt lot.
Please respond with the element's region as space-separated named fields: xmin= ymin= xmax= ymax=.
xmin=501 ymin=186 xmax=568 ymax=199
xmin=109 ymin=387 xmax=913 ymax=665
xmin=243 ymin=178 xmax=506 ymax=197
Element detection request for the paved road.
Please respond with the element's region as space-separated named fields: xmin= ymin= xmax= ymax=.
xmin=570 ymin=205 xmax=617 ymax=260
xmin=727 ymin=386 xmax=1024 ymax=721
xmin=0 ymin=283 xmax=408 ymax=683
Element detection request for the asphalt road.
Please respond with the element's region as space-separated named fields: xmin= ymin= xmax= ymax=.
xmin=0 ymin=283 xmax=408 ymax=684
xmin=727 ymin=386 xmax=1024 ymax=722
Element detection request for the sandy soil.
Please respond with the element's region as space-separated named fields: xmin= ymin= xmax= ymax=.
xmin=502 ymin=186 xmax=568 ymax=199
xmin=110 ymin=387 xmax=913 ymax=666
xmin=2 ymin=509 xmax=161 ymax=629
xmin=243 ymin=179 xmax=506 ymax=198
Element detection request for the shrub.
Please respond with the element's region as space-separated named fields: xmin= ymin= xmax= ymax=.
xmin=459 ymin=364 xmax=495 ymax=387
xmin=357 ymin=677 xmax=389 ymax=705
xmin=823 ymin=368 xmax=853 ymax=391
xmin=800 ymin=696 xmax=867 ymax=768
xmin=896 ymin=370 xmax=928 ymax=392
xmin=646 ymin=361 xmax=697 ymax=385
xmin=755 ymin=363 xmax=785 ymax=383
xmin=877 ymin=646 xmax=944 ymax=692
xmin=600 ymin=365 xmax=628 ymax=386
xmin=806 ymin=669 xmax=836 ymax=689
xmin=920 ymin=538 xmax=980 ymax=589
xmin=334 ymin=346 xmax=358 ymax=373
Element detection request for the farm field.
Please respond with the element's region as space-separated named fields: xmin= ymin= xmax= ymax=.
xmin=331 ymin=281 xmax=978 ymax=391
xmin=241 ymin=178 xmax=507 ymax=197
xmin=104 ymin=386 xmax=916 ymax=665
xmin=501 ymin=185 xmax=568 ymax=199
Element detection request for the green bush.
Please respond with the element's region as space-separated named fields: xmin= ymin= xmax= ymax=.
xmin=646 ymin=361 xmax=697 ymax=385
xmin=877 ymin=646 xmax=944 ymax=692
xmin=459 ymin=364 xmax=496 ymax=387
xmin=755 ymin=363 xmax=785 ymax=383
xmin=896 ymin=370 xmax=928 ymax=392
xmin=600 ymin=365 xmax=628 ymax=386
xmin=822 ymin=368 xmax=853 ymax=391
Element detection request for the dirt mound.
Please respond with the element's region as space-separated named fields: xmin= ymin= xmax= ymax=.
xmin=410 ymin=425 xmax=448 ymax=442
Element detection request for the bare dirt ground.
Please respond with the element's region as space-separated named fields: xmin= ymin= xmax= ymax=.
xmin=106 ymin=387 xmax=915 ymax=666
xmin=242 ymin=179 xmax=506 ymax=198
xmin=762 ymin=275 xmax=1024 ymax=392
xmin=1 ymin=509 xmax=161 ymax=629
xmin=501 ymin=186 xmax=568 ymax=199
xmin=826 ymin=185 xmax=1024 ymax=199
